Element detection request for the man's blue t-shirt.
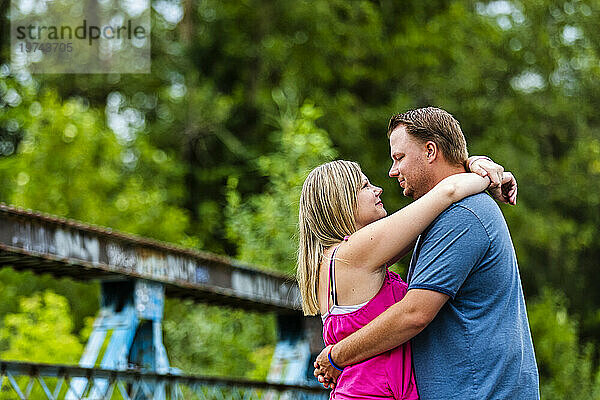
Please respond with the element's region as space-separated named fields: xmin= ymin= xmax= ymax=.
xmin=407 ymin=193 xmax=539 ymax=400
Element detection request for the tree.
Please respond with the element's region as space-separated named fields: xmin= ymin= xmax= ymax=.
xmin=163 ymin=300 xmax=276 ymax=379
xmin=528 ymin=289 xmax=600 ymax=399
xmin=0 ymin=291 xmax=83 ymax=363
xmin=225 ymin=98 xmax=336 ymax=273
xmin=0 ymin=83 xmax=191 ymax=243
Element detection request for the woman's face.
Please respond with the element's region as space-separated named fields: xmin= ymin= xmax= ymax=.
xmin=354 ymin=173 xmax=387 ymax=230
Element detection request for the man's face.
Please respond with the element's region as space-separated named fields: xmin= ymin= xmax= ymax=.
xmin=388 ymin=125 xmax=431 ymax=199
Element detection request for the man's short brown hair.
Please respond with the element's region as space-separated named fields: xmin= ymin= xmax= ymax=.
xmin=387 ymin=107 xmax=468 ymax=166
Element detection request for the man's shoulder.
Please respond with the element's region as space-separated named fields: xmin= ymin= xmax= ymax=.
xmin=445 ymin=193 xmax=500 ymax=221
xmin=422 ymin=193 xmax=498 ymax=242
xmin=454 ymin=192 xmax=497 ymax=210
xmin=433 ymin=193 xmax=494 ymax=222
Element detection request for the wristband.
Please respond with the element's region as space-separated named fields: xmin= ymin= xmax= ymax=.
xmin=467 ymin=156 xmax=492 ymax=172
xmin=328 ymin=346 xmax=344 ymax=372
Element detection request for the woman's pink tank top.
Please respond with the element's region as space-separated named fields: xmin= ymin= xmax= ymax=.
xmin=322 ymin=244 xmax=419 ymax=399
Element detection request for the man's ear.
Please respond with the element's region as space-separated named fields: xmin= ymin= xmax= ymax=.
xmin=425 ymin=141 xmax=439 ymax=164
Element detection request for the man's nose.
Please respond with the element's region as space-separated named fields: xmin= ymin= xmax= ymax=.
xmin=389 ymin=164 xmax=398 ymax=177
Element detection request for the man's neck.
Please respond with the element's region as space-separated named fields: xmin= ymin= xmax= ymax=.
xmin=428 ymin=163 xmax=468 ymax=191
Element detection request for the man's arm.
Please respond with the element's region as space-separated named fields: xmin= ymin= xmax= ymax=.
xmin=315 ymin=289 xmax=448 ymax=381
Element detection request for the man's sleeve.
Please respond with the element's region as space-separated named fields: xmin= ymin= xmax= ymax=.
xmin=408 ymin=205 xmax=491 ymax=299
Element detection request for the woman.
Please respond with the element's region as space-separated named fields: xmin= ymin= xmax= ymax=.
xmin=297 ymin=158 xmax=514 ymax=399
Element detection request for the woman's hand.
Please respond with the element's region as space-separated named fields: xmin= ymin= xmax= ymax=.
xmin=491 ymin=172 xmax=517 ymax=205
xmin=467 ymin=156 xmax=503 ymax=187
xmin=313 ymin=345 xmax=342 ymax=389
xmin=467 ymin=156 xmax=517 ymax=205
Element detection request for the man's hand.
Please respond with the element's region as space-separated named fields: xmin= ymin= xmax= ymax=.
xmin=313 ymin=345 xmax=342 ymax=389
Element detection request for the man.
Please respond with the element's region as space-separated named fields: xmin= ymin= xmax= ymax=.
xmin=314 ymin=107 xmax=539 ymax=399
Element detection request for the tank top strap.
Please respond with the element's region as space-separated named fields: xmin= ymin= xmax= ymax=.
xmin=328 ymin=244 xmax=341 ymax=309
xmin=327 ymin=236 xmax=349 ymax=310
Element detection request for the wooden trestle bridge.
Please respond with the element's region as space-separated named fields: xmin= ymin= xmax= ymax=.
xmin=0 ymin=204 xmax=326 ymax=399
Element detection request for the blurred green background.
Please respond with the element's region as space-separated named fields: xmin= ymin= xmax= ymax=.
xmin=1 ymin=0 xmax=600 ymax=398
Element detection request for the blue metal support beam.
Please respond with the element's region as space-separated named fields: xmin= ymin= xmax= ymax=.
xmin=68 ymin=280 xmax=173 ymax=399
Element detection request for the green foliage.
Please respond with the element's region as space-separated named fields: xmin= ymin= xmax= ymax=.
xmin=225 ymin=99 xmax=336 ymax=273
xmin=0 ymin=291 xmax=83 ymax=363
xmin=529 ymin=289 xmax=600 ymax=399
xmin=163 ymin=300 xmax=276 ymax=378
xmin=0 ymin=268 xmax=98 ymax=337
xmin=0 ymin=86 xmax=191 ymax=243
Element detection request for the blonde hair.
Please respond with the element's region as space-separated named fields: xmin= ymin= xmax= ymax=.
xmin=297 ymin=160 xmax=362 ymax=315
